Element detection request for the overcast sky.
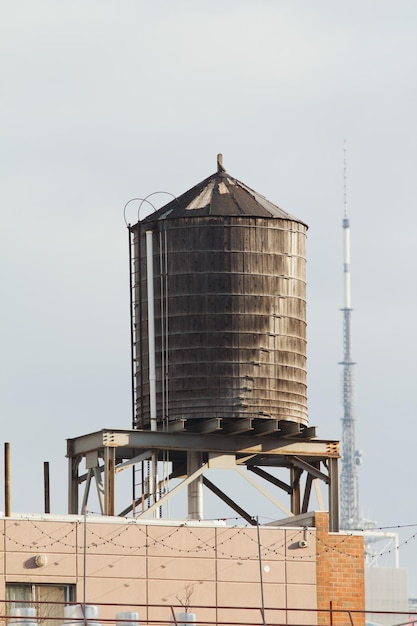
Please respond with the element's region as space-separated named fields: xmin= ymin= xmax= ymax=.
xmin=1 ymin=0 xmax=417 ymax=595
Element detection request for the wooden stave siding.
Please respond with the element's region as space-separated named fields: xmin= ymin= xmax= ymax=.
xmin=133 ymin=216 xmax=308 ymax=426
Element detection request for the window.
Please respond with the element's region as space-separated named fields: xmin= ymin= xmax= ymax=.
xmin=6 ymin=584 xmax=75 ymax=626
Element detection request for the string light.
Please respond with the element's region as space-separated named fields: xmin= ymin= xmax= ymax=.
xmin=3 ymin=517 xmax=417 ymax=563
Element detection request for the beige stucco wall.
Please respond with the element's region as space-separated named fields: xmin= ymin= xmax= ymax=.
xmin=0 ymin=515 xmax=318 ymax=626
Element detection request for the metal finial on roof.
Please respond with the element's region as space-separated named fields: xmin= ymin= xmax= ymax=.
xmin=217 ymin=153 xmax=225 ymax=173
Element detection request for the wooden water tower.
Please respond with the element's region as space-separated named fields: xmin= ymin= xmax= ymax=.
xmin=67 ymin=156 xmax=340 ymax=530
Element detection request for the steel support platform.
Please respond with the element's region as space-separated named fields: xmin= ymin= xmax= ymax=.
xmin=67 ymin=427 xmax=340 ymax=531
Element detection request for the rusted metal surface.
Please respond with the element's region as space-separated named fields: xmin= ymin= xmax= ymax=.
xmin=4 ymin=442 xmax=10 ymax=517
xmin=67 ymin=429 xmax=339 ymax=458
xmin=66 ymin=428 xmax=340 ymax=525
xmin=132 ymin=211 xmax=308 ymax=428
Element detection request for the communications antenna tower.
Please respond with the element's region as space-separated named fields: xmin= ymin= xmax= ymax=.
xmin=339 ymin=140 xmax=361 ymax=530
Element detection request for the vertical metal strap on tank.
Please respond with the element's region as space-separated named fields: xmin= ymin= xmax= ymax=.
xmin=159 ymin=227 xmax=170 ymax=430
xmin=146 ymin=230 xmax=157 ymax=432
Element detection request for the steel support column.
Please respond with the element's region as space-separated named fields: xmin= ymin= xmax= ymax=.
xmin=104 ymin=446 xmax=116 ymax=516
xmin=328 ymin=456 xmax=339 ymax=532
xmin=187 ymin=450 xmax=203 ymax=520
xmin=68 ymin=455 xmax=81 ymax=515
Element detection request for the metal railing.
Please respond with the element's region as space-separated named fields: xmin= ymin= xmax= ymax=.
xmin=1 ymin=599 xmax=415 ymax=626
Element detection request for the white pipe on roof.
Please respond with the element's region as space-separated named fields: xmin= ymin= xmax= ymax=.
xmin=146 ymin=230 xmax=159 ymax=515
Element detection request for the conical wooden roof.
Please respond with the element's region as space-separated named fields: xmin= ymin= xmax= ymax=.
xmin=142 ymin=155 xmax=307 ymax=226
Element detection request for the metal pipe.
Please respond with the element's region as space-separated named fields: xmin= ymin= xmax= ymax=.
xmin=151 ymin=451 xmax=159 ymax=518
xmin=44 ymin=461 xmax=50 ymax=514
xmin=146 ymin=230 xmax=158 ymax=513
xmin=128 ymin=225 xmax=136 ymax=428
xmin=83 ymin=511 xmax=87 ymax=626
xmin=4 ymin=442 xmax=10 ymax=517
xmin=159 ymin=229 xmax=166 ymax=428
xmin=187 ymin=451 xmax=203 ymax=520
xmin=146 ymin=230 xmax=157 ymax=432
xmin=164 ymin=226 xmax=169 ymax=427
xmin=256 ymin=517 xmax=266 ymax=626
xmin=138 ymin=222 xmax=144 ymax=427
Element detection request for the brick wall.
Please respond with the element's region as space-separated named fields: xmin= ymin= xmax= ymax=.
xmin=315 ymin=512 xmax=365 ymax=626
